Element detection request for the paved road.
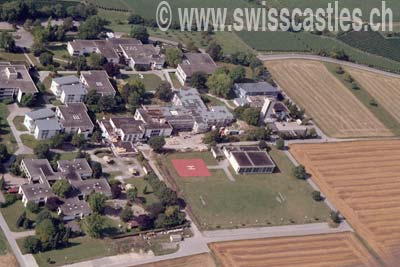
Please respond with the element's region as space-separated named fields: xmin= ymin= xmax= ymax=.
xmin=258 ymin=53 xmax=400 ymax=78
xmin=6 ymin=103 xmax=33 ymax=155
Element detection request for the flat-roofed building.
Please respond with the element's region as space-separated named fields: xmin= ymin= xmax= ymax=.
xmin=176 ymin=53 xmax=217 ymax=85
xmin=24 ymin=108 xmax=56 ymax=134
xmin=60 ymin=83 xmax=87 ymax=104
xmin=34 ymin=118 xmax=62 ymax=140
xmin=80 ymin=71 xmax=116 ymax=96
xmin=0 ymin=63 xmax=38 ymax=102
xmin=120 ymin=44 xmax=165 ymax=70
xmin=56 ymin=103 xmax=94 ymax=138
xmin=50 ymin=75 xmax=80 ymax=97
xmin=57 ymin=197 xmax=91 ymax=221
xmin=223 ymin=145 xmax=276 ymax=174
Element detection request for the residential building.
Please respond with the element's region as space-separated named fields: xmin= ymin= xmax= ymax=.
xmin=59 ymin=83 xmax=87 ymax=104
xmin=176 ymin=53 xmax=218 ymax=85
xmin=34 ymin=118 xmax=62 ymax=140
xmin=0 ymin=63 xmax=38 ymax=102
xmin=57 ymin=198 xmax=91 ymax=221
xmin=56 ymin=103 xmax=95 ymax=138
xmin=67 ymin=38 xmax=142 ymax=63
xmin=223 ymin=145 xmax=276 ymax=174
xmin=50 ymin=75 xmax=80 ymax=97
xmin=24 ymin=108 xmax=55 ymax=134
xmin=234 ymin=82 xmax=280 ymax=99
xmin=261 ymin=98 xmax=290 ymax=123
xmin=80 ymin=71 xmax=116 ymax=96
xmin=120 ymin=44 xmax=165 ymax=70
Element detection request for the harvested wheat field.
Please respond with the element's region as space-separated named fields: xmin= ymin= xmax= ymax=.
xmin=136 ymin=253 xmax=216 ymax=267
xmin=346 ymin=67 xmax=400 ymax=123
xmin=266 ymin=60 xmax=392 ymax=138
xmin=0 ymin=253 xmax=18 ymax=267
xmin=210 ymin=232 xmax=380 ymax=267
xmin=291 ymin=140 xmax=400 ymax=265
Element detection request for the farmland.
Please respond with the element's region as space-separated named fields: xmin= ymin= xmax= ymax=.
xmin=290 ymin=141 xmax=400 ymax=265
xmin=159 ymin=148 xmax=330 ymax=230
xmin=345 ymin=67 xmax=400 ymax=124
xmin=266 ymin=60 xmax=393 ymax=138
xmin=210 ymin=232 xmax=380 ymax=267
xmin=137 ymin=253 xmax=216 ymax=267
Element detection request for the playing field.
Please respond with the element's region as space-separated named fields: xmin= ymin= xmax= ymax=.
xmin=266 ymin=60 xmax=392 ymax=138
xmin=210 ymin=232 xmax=380 ymax=267
xmin=136 ymin=253 xmax=216 ymax=267
xmin=290 ymin=141 xmax=400 ymax=265
xmin=161 ymin=148 xmax=330 ymax=230
xmin=346 ymin=68 xmax=400 ymax=124
xmin=172 ymin=159 xmax=211 ymax=177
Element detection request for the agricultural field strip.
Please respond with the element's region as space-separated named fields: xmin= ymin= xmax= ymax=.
xmin=266 ymin=60 xmax=392 ymax=138
xmin=210 ymin=232 xmax=380 ymax=267
xmin=290 ymin=141 xmax=400 ymax=263
xmin=346 ymin=67 xmax=400 ymax=124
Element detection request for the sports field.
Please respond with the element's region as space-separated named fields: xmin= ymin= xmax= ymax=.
xmin=346 ymin=68 xmax=400 ymax=124
xmin=172 ymin=159 xmax=211 ymax=177
xmin=266 ymin=60 xmax=393 ymax=138
xmin=290 ymin=141 xmax=400 ymax=265
xmin=161 ymin=148 xmax=330 ymax=230
xmin=210 ymin=232 xmax=380 ymax=267
xmin=136 ymin=253 xmax=216 ymax=267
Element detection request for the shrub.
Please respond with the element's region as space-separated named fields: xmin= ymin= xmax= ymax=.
xmin=293 ymin=165 xmax=307 ymax=180
xmin=312 ymin=191 xmax=323 ymax=201
xmin=276 ymin=138 xmax=285 ymax=150
xmin=330 ymin=211 xmax=342 ymax=224
xmin=23 ymin=236 xmax=42 ymax=254
xmin=26 ymin=202 xmax=40 ymax=213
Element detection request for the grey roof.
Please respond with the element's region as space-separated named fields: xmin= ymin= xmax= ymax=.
xmin=58 ymin=158 xmax=93 ymax=181
xmin=121 ymin=44 xmax=165 ymax=65
xmin=20 ymin=183 xmax=54 ymax=202
xmin=110 ymin=117 xmax=144 ymax=135
xmin=80 ymin=71 xmax=115 ymax=95
xmin=57 ymin=103 xmax=94 ymax=130
xmin=59 ymin=197 xmax=91 ymax=217
xmin=226 ymin=146 xmax=276 ymax=168
xmin=26 ymin=108 xmax=55 ymax=120
xmin=179 ymin=53 xmax=217 ymax=76
xmin=0 ymin=64 xmax=38 ymax=94
xmin=21 ymin=158 xmax=59 ymax=182
xmin=235 ymin=82 xmax=279 ymax=94
xmin=53 ymin=75 xmax=80 ymax=85
xmin=75 ymin=178 xmax=112 ymax=197
xmin=61 ymin=83 xmax=87 ymax=95
xmin=35 ymin=118 xmax=62 ymax=131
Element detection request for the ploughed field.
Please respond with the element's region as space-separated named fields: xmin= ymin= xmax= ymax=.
xmin=266 ymin=60 xmax=393 ymax=138
xmin=290 ymin=141 xmax=400 ymax=265
xmin=210 ymin=232 xmax=380 ymax=267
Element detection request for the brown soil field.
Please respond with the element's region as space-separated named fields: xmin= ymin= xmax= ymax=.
xmin=136 ymin=253 xmax=216 ymax=267
xmin=266 ymin=60 xmax=392 ymax=138
xmin=346 ymin=67 xmax=400 ymax=123
xmin=0 ymin=253 xmax=18 ymax=267
xmin=290 ymin=140 xmax=400 ymax=265
xmin=210 ymin=232 xmax=380 ymax=267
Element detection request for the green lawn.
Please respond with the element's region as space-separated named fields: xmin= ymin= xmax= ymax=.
xmin=47 ymin=44 xmax=69 ymax=59
xmin=0 ymin=228 xmax=9 ymax=255
xmin=124 ymin=74 xmax=163 ymax=91
xmin=0 ymin=51 xmax=28 ymax=65
xmin=59 ymin=152 xmax=79 ymax=161
xmin=12 ymin=116 xmax=26 ymax=132
xmin=0 ymin=201 xmax=37 ymax=232
xmin=0 ymin=103 xmax=18 ymax=154
xmin=20 ymin=134 xmax=41 ymax=149
xmin=163 ymin=149 xmax=330 ymax=230
xmin=124 ymin=177 xmax=159 ymax=207
xmin=169 ymin=72 xmax=182 ymax=89
xmin=326 ymin=63 xmax=400 ymax=136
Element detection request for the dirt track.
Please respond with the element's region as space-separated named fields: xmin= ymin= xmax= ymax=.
xmin=266 ymin=60 xmax=392 ymax=138
xmin=291 ymin=141 xmax=400 ymax=265
xmin=210 ymin=232 xmax=380 ymax=267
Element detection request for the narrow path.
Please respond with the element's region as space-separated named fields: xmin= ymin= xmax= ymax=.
xmin=207 ymin=160 xmax=235 ymax=182
xmin=6 ymin=104 xmax=33 ymax=155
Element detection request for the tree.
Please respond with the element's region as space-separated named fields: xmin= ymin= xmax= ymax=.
xmin=91 ymin=130 xmax=102 ymax=144
xmin=126 ymin=188 xmax=138 ymax=203
xmin=16 ymin=211 xmax=27 ymax=228
xmin=190 ymin=72 xmax=207 ymax=89
xmin=91 ymin=161 xmax=102 ymax=178
xmin=155 ymin=81 xmax=173 ymax=102
xmin=165 ymin=47 xmax=182 ymax=67
xmin=130 ymin=26 xmax=149 ymax=43
xmin=87 ymin=53 xmax=106 ymax=69
xmin=24 ymin=236 xmax=42 ymax=254
xmin=36 ymin=210 xmax=53 ymax=225
xmin=241 ymin=107 xmax=260 ymax=126
xmin=110 ymin=182 xmax=122 ymax=199
xmin=0 ymin=144 xmax=9 ymax=163
xmin=330 ymin=211 xmax=342 ymax=224
xmin=35 ymin=219 xmax=56 ymax=245
xmin=276 ymin=138 xmax=285 ymax=150
xmin=104 ymin=62 xmax=120 ymax=77
xmin=50 ymin=133 xmax=69 ymax=149
xmin=97 ymin=95 xmax=117 ymax=113
xmin=0 ymin=32 xmax=16 ymax=52
xmin=202 ymin=130 xmax=222 ymax=145
xmin=45 ymin=197 xmax=63 ymax=211
xmin=312 ymin=191 xmax=323 ymax=201
xmin=206 ymin=72 xmax=233 ymax=98
xmin=89 ymin=193 xmax=107 ymax=214
xmin=258 ymin=140 xmax=268 ymax=150
xmin=20 ymin=94 xmax=35 ymax=107
xmin=52 ymin=180 xmax=72 ymax=198
xmin=34 ymin=143 xmax=50 ymax=158
xmin=185 ymin=41 xmax=198 ymax=52
xmin=136 ymin=214 xmax=154 ymax=231
xmin=229 ymin=66 xmax=246 ymax=83
xmin=120 ymin=205 xmax=133 ymax=222
xmin=39 ymin=52 xmax=53 ymax=66
xmin=26 ymin=202 xmax=40 ymax=213
xmin=206 ymin=41 xmax=222 ymax=61
xmin=71 ymin=133 xmax=86 ymax=148
xmin=78 ymin=16 xmax=108 ymax=39
xmin=148 ymin=136 xmax=166 ymax=153
xmin=155 ymin=208 xmax=186 ymax=228
xmin=83 ymin=213 xmax=106 ymax=238
xmin=127 ymin=13 xmax=144 ymax=24
xmin=293 ymin=165 xmax=307 ymax=180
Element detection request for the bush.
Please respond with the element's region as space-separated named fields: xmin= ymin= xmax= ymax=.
xmin=26 ymin=202 xmax=40 ymax=213
xmin=24 ymin=236 xmax=42 ymax=254
xmin=312 ymin=191 xmax=323 ymax=201
xmin=276 ymin=138 xmax=285 ymax=150
xmin=293 ymin=165 xmax=307 ymax=180
xmin=330 ymin=211 xmax=342 ymax=224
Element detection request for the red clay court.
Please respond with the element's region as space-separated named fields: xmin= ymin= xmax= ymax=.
xmin=172 ymin=159 xmax=211 ymax=177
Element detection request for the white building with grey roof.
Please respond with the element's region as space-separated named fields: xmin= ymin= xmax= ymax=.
xmin=50 ymin=75 xmax=81 ymax=97
xmin=56 ymin=103 xmax=94 ymax=139
xmin=34 ymin=118 xmax=62 ymax=140
xmin=80 ymin=71 xmax=116 ymax=96
xmin=60 ymin=83 xmax=87 ymax=104
xmin=24 ymin=108 xmax=56 ymax=134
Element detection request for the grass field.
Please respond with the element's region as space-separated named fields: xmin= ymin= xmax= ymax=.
xmin=137 ymin=253 xmax=216 ymax=267
xmin=210 ymin=232 xmax=380 ymax=267
xmin=124 ymin=177 xmax=160 ymax=207
xmin=0 ymin=103 xmax=18 ymax=153
xmin=290 ymin=141 xmax=400 ymax=265
xmin=12 ymin=116 xmax=26 ymax=132
xmin=345 ymin=67 xmax=400 ymax=125
xmin=266 ymin=60 xmax=393 ymax=138
xmin=0 ymin=201 xmax=37 ymax=232
xmin=162 ymin=148 xmax=330 ymax=230
xmin=124 ymin=74 xmax=163 ymax=91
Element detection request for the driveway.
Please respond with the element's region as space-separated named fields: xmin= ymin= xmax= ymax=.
xmin=12 ymin=26 xmax=33 ymax=49
xmin=6 ymin=103 xmax=32 ymax=155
